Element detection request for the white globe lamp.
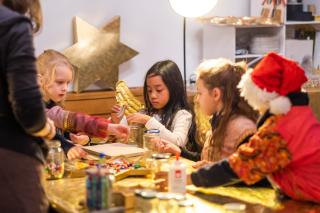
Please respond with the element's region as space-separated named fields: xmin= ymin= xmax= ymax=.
xmin=169 ymin=0 xmax=218 ymax=18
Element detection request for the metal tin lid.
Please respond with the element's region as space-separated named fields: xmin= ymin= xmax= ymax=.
xmin=156 ymin=192 xmax=174 ymax=200
xmin=178 ymin=199 xmax=194 ymax=207
xmin=134 ymin=189 xmax=143 ymax=196
xmin=223 ymin=203 xmax=246 ymax=211
xmin=140 ymin=190 xmax=157 ymax=199
xmin=173 ymin=194 xmax=186 ymax=201
xmin=152 ymin=153 xmax=171 ymax=159
xmin=144 ymin=129 xmax=160 ymax=134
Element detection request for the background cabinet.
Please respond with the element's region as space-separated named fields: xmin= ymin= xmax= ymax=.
xmin=203 ymin=0 xmax=320 ymax=70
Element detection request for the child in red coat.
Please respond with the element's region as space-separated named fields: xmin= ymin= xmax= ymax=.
xmin=190 ymin=52 xmax=320 ymax=203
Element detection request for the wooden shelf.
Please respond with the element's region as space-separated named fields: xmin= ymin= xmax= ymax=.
xmin=235 ymin=54 xmax=263 ymax=59
xmin=64 ymin=88 xmax=144 ymax=116
xmin=285 ymin=21 xmax=320 ymax=25
xmin=204 ymin=23 xmax=283 ymax=28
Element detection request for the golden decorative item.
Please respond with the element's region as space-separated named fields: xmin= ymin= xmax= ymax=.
xmin=187 ymin=185 xmax=282 ymax=209
xmin=115 ymin=80 xmax=145 ymax=115
xmin=64 ymin=16 xmax=138 ymax=92
xmin=194 ymin=95 xmax=211 ymax=147
xmin=198 ymin=15 xmax=283 ymax=26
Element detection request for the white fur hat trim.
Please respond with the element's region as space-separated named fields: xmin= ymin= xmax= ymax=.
xmin=238 ymin=69 xmax=292 ymax=114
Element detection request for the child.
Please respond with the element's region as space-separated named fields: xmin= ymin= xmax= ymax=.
xmin=37 ymin=49 xmax=129 ymax=159
xmin=0 ymin=1 xmax=55 ymax=212
xmin=190 ymin=52 xmax=320 ymax=203
xmin=157 ymin=59 xmax=257 ymax=168
xmin=116 ymin=60 xmax=194 ymax=147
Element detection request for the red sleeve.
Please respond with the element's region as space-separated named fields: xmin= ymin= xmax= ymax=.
xmin=66 ymin=112 xmax=111 ymax=138
xmin=228 ymin=116 xmax=291 ymax=185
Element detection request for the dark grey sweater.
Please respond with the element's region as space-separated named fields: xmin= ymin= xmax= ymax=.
xmin=0 ymin=5 xmax=48 ymax=163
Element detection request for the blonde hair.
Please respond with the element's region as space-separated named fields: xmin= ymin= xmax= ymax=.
xmin=197 ymin=58 xmax=257 ymax=161
xmin=36 ymin=49 xmax=74 ymax=102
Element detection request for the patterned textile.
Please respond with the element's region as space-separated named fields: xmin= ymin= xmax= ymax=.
xmin=229 ymin=116 xmax=291 ymax=184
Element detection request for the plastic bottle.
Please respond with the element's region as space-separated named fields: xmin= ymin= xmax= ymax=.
xmin=168 ymin=154 xmax=187 ymax=194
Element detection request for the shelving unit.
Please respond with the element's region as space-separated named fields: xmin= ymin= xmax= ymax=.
xmin=203 ymin=0 xmax=320 ymax=69
xmin=203 ymin=24 xmax=284 ymax=62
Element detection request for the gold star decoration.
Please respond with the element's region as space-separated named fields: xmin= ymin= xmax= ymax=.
xmin=63 ymin=16 xmax=138 ymax=92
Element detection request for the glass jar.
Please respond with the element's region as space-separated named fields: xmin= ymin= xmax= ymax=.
xmin=140 ymin=190 xmax=158 ymax=213
xmin=143 ymin=129 xmax=160 ymax=151
xmin=157 ymin=192 xmax=174 ymax=213
xmin=128 ymin=124 xmax=143 ymax=146
xmin=45 ymin=140 xmax=65 ymax=179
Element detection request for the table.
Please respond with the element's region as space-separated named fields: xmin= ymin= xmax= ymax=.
xmin=44 ymin=157 xmax=320 ymax=213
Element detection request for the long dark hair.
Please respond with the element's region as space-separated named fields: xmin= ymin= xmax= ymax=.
xmin=198 ymin=59 xmax=258 ymax=160
xmin=3 ymin=0 xmax=42 ymax=33
xmin=143 ymin=60 xmax=190 ymax=128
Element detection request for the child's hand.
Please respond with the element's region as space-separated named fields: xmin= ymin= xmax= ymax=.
xmin=156 ymin=139 xmax=181 ymax=155
xmin=192 ymin=160 xmax=211 ymax=169
xmin=107 ymin=123 xmax=129 ymax=142
xmin=70 ymin=133 xmax=90 ymax=145
xmin=127 ymin=113 xmax=151 ymax=125
xmin=67 ymin=146 xmax=87 ymax=160
xmin=110 ymin=104 xmax=126 ymax=124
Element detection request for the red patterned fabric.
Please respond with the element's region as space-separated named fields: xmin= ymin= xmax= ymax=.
xmin=229 ymin=106 xmax=320 ymax=203
xmin=229 ymin=115 xmax=291 ymax=184
xmin=70 ymin=113 xmax=110 ymax=138
xmin=46 ymin=106 xmax=110 ymax=138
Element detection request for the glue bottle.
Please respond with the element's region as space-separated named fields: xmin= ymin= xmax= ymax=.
xmin=168 ymin=154 xmax=186 ymax=194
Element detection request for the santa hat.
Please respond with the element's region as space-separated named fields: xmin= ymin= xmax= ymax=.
xmin=238 ymin=52 xmax=308 ymax=115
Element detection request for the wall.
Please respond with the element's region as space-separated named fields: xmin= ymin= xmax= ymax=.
xmin=35 ymin=0 xmax=249 ymax=89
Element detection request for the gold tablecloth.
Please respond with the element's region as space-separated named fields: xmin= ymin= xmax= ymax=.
xmin=44 ymin=157 xmax=320 ymax=213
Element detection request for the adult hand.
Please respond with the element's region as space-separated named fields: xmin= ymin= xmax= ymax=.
xmin=46 ymin=118 xmax=56 ymax=139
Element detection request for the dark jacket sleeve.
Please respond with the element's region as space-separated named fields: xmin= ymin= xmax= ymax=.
xmin=53 ymin=133 xmax=74 ymax=154
xmin=191 ymin=159 xmax=241 ymax=187
xmin=6 ymin=20 xmax=46 ymax=134
xmin=180 ymin=147 xmax=201 ymax=162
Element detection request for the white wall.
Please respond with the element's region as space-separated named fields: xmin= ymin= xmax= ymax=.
xmin=35 ymin=0 xmax=249 ymax=89
xmin=303 ymin=0 xmax=320 ymax=15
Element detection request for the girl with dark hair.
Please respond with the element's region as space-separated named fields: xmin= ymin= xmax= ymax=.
xmin=126 ymin=60 xmax=194 ymax=147
xmin=157 ymin=59 xmax=258 ymax=168
xmin=0 ymin=0 xmax=55 ymax=212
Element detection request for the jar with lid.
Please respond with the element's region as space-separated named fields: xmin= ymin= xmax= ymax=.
xmin=45 ymin=140 xmax=65 ymax=179
xmin=143 ymin=129 xmax=160 ymax=151
xmin=157 ymin=192 xmax=175 ymax=213
xmin=139 ymin=190 xmax=158 ymax=213
xmin=128 ymin=123 xmax=144 ymax=147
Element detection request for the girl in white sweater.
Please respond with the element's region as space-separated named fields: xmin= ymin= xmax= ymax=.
xmin=126 ymin=60 xmax=194 ymax=147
